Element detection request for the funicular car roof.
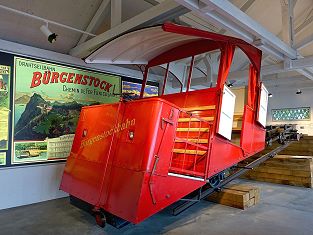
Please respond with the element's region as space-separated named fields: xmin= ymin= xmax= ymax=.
xmin=85 ymin=22 xmax=261 ymax=72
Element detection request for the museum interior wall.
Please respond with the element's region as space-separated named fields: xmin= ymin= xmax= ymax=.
xmin=267 ymin=89 xmax=313 ymax=136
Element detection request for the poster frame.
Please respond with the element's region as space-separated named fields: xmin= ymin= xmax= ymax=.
xmin=0 ymin=50 xmax=159 ymax=168
xmin=0 ymin=51 xmax=125 ymax=168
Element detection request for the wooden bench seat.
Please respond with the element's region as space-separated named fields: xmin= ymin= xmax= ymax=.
xmin=232 ymin=113 xmax=243 ymax=132
xmin=176 ymin=127 xmax=209 ymax=132
xmin=182 ymin=105 xmax=216 ymax=112
xmin=175 ymin=138 xmax=209 ymax=144
xmin=173 ymin=149 xmax=207 ymax=155
xmin=178 ymin=116 xmax=214 ymax=122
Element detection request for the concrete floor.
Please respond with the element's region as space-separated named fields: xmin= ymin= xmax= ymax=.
xmin=0 ymin=179 xmax=312 ymax=235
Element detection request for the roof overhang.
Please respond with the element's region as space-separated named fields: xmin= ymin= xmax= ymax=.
xmin=85 ymin=23 xmax=261 ymax=72
xmin=85 ymin=25 xmax=200 ymax=65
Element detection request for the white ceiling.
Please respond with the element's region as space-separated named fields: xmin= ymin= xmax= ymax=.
xmin=0 ymin=0 xmax=313 ymax=91
xmin=0 ymin=0 xmax=105 ymax=53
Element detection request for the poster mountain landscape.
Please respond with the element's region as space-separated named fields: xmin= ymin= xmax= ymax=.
xmin=14 ymin=93 xmax=97 ymax=140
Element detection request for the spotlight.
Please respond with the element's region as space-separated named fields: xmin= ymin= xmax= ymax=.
xmin=227 ymin=80 xmax=236 ymax=88
xmin=227 ymin=82 xmax=234 ymax=87
xmin=268 ymin=93 xmax=273 ymax=98
xmin=296 ymin=89 xmax=302 ymax=95
xmin=40 ymin=23 xmax=57 ymax=43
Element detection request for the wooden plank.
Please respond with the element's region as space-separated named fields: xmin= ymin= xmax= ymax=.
xmin=233 ymin=114 xmax=243 ymax=121
xmin=178 ymin=116 xmax=214 ymax=122
xmin=175 ymin=138 xmax=209 ymax=144
xmin=255 ymin=192 xmax=260 ymax=203
xmin=242 ymin=172 xmax=312 ymax=188
xmin=250 ymin=167 xmax=312 ymax=177
xmin=279 ymin=151 xmax=313 ymax=156
xmin=272 ymin=155 xmax=313 ymax=160
xmin=173 ymin=149 xmax=207 ymax=155
xmin=176 ymin=127 xmax=209 ymax=132
xmin=183 ymin=105 xmax=216 ymax=112
xmin=241 ymin=152 xmax=313 ymax=188
xmin=244 ymin=171 xmax=312 ymax=181
xmin=224 ymin=184 xmax=259 ymax=197
xmin=206 ymin=184 xmax=260 ymax=210
xmin=263 ymin=138 xmax=313 ymax=156
xmin=242 ymin=176 xmax=313 ymax=188
xmin=261 ymin=163 xmax=312 ymax=170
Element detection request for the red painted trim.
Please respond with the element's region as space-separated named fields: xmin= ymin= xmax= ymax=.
xmin=148 ymin=39 xmax=222 ymax=68
xmin=162 ymin=22 xmax=262 ymax=72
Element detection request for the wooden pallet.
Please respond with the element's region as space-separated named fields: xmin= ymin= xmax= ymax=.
xmin=206 ymin=184 xmax=260 ymax=209
xmin=241 ymin=155 xmax=313 ymax=188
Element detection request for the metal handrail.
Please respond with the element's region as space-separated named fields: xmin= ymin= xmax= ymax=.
xmin=178 ymin=108 xmax=212 ymax=124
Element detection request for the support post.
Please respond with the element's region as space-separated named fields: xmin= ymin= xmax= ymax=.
xmin=140 ymin=67 xmax=149 ymax=98
xmin=161 ymin=63 xmax=170 ymax=95
xmin=186 ymin=56 xmax=195 ymax=92
xmin=281 ymin=0 xmax=295 ymax=47
xmin=111 ymin=0 xmax=122 ymax=28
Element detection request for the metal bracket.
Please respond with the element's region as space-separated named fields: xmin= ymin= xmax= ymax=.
xmin=149 ymin=155 xmax=160 ymax=205
xmin=169 ymin=108 xmax=174 ymax=120
xmin=161 ymin=117 xmax=174 ymax=129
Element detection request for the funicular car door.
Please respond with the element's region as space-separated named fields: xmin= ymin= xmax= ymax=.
xmin=217 ymin=85 xmax=236 ymax=140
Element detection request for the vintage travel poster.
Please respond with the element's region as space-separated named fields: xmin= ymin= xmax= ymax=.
xmin=0 ymin=152 xmax=6 ymax=165
xmin=13 ymin=57 xmax=121 ymax=164
xmin=122 ymin=81 xmax=158 ymax=98
xmin=0 ymin=65 xmax=10 ymax=151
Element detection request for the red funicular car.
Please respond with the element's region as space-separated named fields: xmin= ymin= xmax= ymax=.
xmin=60 ymin=23 xmax=269 ymax=227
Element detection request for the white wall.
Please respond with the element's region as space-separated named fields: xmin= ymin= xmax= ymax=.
xmin=0 ymin=39 xmax=142 ymax=210
xmin=266 ymin=88 xmax=313 ymax=135
xmin=0 ymin=163 xmax=67 ymax=210
xmin=231 ymin=86 xmax=246 ymax=115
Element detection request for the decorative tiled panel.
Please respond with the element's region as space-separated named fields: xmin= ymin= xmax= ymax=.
xmin=272 ymin=107 xmax=310 ymax=121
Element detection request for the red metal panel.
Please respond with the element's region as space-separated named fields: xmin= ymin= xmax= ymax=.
xmin=240 ymin=105 xmax=266 ymax=157
xmin=111 ymin=100 xmax=164 ymax=172
xmin=101 ymin=167 xmax=145 ymax=221
xmin=161 ymin=87 xmax=218 ymax=108
xmin=98 ymin=99 xmax=173 ymax=222
xmin=60 ymin=103 xmax=123 ymax=205
xmin=249 ymin=124 xmax=266 ymax=155
xmin=135 ymin=174 xmax=205 ymax=223
xmin=207 ymin=136 xmax=244 ymax=177
xmin=61 ymin=98 xmax=201 ymax=223
xmin=240 ymin=105 xmax=255 ymax=155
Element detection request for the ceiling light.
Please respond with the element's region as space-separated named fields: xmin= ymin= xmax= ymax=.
xmin=268 ymin=93 xmax=273 ymax=98
xmin=40 ymin=23 xmax=57 ymax=43
xmin=227 ymin=82 xmax=234 ymax=87
xmin=296 ymin=89 xmax=302 ymax=95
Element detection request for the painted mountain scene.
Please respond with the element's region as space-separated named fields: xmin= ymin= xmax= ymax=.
xmin=14 ymin=93 xmax=98 ymax=140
